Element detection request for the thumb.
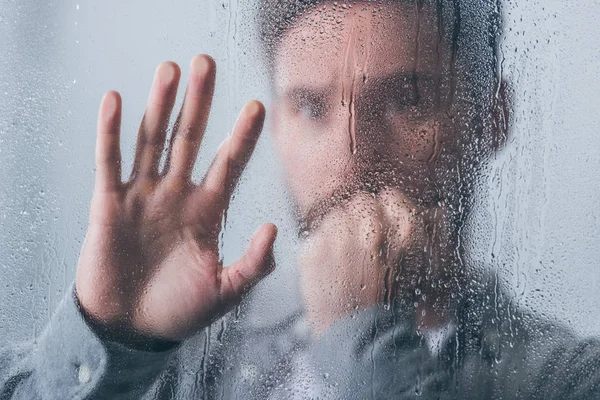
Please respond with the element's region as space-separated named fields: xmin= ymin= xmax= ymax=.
xmin=220 ymin=223 xmax=277 ymax=304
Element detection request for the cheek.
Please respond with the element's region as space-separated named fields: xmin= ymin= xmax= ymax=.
xmin=387 ymin=119 xmax=439 ymax=163
xmin=273 ymin=111 xmax=356 ymax=206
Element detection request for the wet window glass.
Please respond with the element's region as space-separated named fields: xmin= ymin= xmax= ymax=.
xmin=1 ymin=0 xmax=600 ymax=398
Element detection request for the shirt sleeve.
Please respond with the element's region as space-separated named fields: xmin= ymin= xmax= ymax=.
xmin=0 ymin=284 xmax=178 ymax=400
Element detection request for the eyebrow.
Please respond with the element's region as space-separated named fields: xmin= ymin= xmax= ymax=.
xmin=282 ymin=83 xmax=335 ymax=102
xmin=366 ymin=71 xmax=437 ymax=90
xmin=281 ymin=70 xmax=438 ymax=101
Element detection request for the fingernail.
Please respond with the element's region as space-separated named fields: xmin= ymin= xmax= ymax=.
xmin=244 ymin=100 xmax=265 ymax=118
xmin=217 ymin=135 xmax=231 ymax=151
xmin=103 ymin=92 xmax=118 ymax=121
xmin=191 ymin=54 xmax=215 ymax=77
xmin=155 ymin=62 xmax=179 ymax=86
xmin=270 ymin=223 xmax=278 ymax=239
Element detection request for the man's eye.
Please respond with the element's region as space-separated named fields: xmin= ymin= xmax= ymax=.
xmin=384 ymin=95 xmax=414 ymax=115
xmin=300 ymin=101 xmax=327 ymax=120
xmin=381 ymin=80 xmax=419 ymax=116
xmin=290 ymin=93 xmax=329 ymax=121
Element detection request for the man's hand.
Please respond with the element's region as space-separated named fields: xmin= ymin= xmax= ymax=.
xmin=299 ymin=188 xmax=438 ymax=335
xmin=75 ymin=55 xmax=277 ymax=344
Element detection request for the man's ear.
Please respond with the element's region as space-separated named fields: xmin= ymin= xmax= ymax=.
xmin=492 ymin=78 xmax=512 ymax=152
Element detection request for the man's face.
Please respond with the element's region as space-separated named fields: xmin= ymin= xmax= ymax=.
xmin=271 ymin=2 xmax=454 ymax=230
xmin=270 ymin=2 xmax=465 ymax=325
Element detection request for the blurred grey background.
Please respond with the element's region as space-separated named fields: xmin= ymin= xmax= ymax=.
xmin=0 ymin=0 xmax=599 ymax=343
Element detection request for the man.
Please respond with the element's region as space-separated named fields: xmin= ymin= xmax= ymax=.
xmin=1 ymin=0 xmax=599 ymax=399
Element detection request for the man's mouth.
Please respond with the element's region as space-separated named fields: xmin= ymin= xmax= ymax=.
xmin=296 ymin=166 xmax=440 ymax=237
xmin=297 ymin=181 xmax=385 ymax=237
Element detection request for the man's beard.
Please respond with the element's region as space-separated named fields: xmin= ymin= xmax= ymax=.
xmin=295 ymin=160 xmax=441 ymax=236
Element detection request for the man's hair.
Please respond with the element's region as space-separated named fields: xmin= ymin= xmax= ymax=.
xmin=256 ymin=0 xmax=504 ymax=102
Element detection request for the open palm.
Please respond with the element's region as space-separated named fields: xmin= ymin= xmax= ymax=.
xmin=75 ymin=55 xmax=277 ymax=344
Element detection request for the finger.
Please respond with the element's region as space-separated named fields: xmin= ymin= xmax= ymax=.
xmin=201 ymin=100 xmax=266 ymax=208
xmin=95 ymin=91 xmax=122 ymax=193
xmin=220 ymin=223 xmax=277 ymax=304
xmin=164 ymin=54 xmax=216 ymax=180
xmin=131 ymin=62 xmax=180 ymax=180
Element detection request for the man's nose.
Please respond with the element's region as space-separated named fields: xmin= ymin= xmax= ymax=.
xmin=335 ymin=94 xmax=393 ymax=164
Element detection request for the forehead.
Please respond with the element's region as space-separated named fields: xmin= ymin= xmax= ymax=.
xmin=273 ymin=2 xmax=441 ymax=90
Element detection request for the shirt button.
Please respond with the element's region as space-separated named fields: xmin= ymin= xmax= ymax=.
xmin=78 ymin=364 xmax=91 ymax=384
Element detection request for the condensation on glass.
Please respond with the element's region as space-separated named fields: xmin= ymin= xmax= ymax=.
xmin=0 ymin=0 xmax=599 ymax=398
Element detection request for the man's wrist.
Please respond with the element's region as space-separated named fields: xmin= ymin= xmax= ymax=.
xmin=73 ymin=288 xmax=181 ymax=352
